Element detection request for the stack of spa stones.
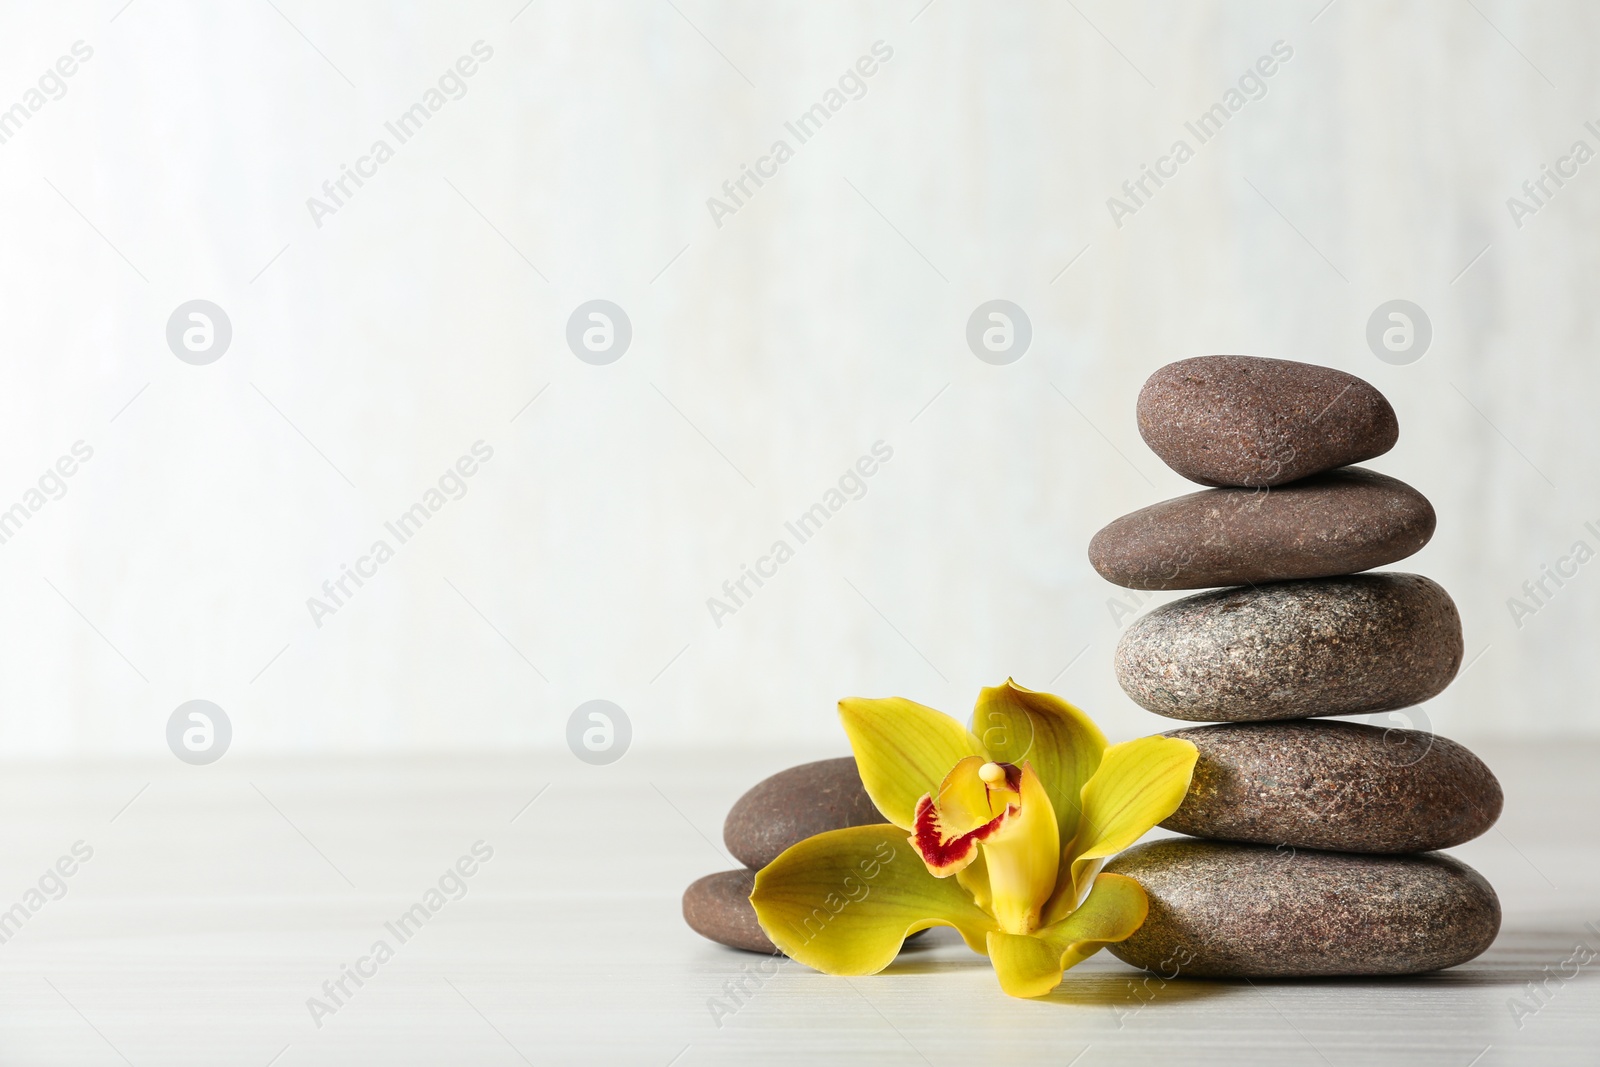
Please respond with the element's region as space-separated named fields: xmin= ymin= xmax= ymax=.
xmin=1090 ymin=355 xmax=1502 ymax=978
xmin=683 ymin=758 xmax=883 ymax=953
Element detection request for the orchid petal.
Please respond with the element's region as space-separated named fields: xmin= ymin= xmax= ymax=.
xmin=971 ymin=679 xmax=1107 ymax=844
xmin=987 ymin=873 xmax=1150 ymax=998
xmin=1038 ymin=872 xmax=1150 ymax=971
xmin=1063 ymin=736 xmax=1198 ymax=905
xmin=986 ymin=931 xmax=1066 ymax=998
xmin=956 ymin=848 xmax=993 ymax=912
xmin=978 ymin=762 xmax=1060 ymax=936
xmin=838 ymin=697 xmax=985 ymax=829
xmin=751 ymin=825 xmax=995 ymax=975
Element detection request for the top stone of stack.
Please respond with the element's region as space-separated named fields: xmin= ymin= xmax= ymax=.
xmin=1139 ymin=355 xmax=1398 ymax=487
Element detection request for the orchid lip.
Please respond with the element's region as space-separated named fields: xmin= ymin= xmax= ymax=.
xmin=911 ymin=793 xmax=1015 ymax=876
xmin=910 ymin=760 xmax=1025 ymax=877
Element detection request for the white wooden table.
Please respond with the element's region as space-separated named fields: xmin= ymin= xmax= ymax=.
xmin=0 ymin=740 xmax=1591 ymax=1065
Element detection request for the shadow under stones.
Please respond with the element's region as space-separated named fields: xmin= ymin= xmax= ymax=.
xmin=1116 ymin=921 xmax=1600 ymax=992
xmin=1041 ymin=972 xmax=1230 ymax=1008
xmin=1405 ymin=920 xmax=1600 ymax=988
xmin=875 ymin=922 xmax=1599 ymax=993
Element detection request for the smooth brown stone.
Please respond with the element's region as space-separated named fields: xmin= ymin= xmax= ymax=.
xmin=724 ymin=757 xmax=885 ymax=869
xmin=1161 ymin=721 xmax=1502 ymax=852
xmin=1138 ymin=356 xmax=1399 ymax=487
xmin=1115 ymin=573 xmax=1463 ymax=722
xmin=683 ymin=869 xmax=778 ymax=954
xmin=682 ymin=869 xmax=926 ymax=954
xmin=1106 ymin=840 xmax=1500 ymax=977
xmin=1088 ymin=467 xmax=1436 ymax=590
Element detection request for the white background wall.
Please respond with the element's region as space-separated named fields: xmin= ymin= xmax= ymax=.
xmin=0 ymin=0 xmax=1594 ymax=757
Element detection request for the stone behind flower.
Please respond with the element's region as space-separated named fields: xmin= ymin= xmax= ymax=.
xmin=723 ymin=757 xmax=885 ymax=869
xmin=1159 ymin=721 xmax=1503 ymax=853
xmin=1105 ymin=839 xmax=1501 ymax=977
xmin=683 ymin=869 xmax=776 ymax=954
xmin=687 ymin=757 xmax=890 ymax=954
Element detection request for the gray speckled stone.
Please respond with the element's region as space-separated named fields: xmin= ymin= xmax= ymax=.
xmin=1106 ymin=840 xmax=1500 ymax=977
xmin=683 ymin=869 xmax=778 ymax=954
xmin=1138 ymin=356 xmax=1399 ymax=488
xmin=724 ymin=757 xmax=885 ymax=869
xmin=1088 ymin=467 xmax=1436 ymax=590
xmin=1115 ymin=573 xmax=1463 ymax=722
xmin=1161 ymin=721 xmax=1502 ymax=852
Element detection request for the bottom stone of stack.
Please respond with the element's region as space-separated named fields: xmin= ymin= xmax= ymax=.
xmin=683 ymin=869 xmax=778 ymax=954
xmin=1105 ymin=840 xmax=1499 ymax=978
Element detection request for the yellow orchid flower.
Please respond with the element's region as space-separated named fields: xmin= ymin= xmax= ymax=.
xmin=750 ymin=679 xmax=1198 ymax=998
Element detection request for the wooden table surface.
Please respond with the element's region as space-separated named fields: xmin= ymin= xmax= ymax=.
xmin=0 ymin=739 xmax=1592 ymax=1065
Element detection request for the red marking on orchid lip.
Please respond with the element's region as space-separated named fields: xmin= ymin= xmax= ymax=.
xmin=911 ymin=793 xmax=1016 ymax=876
